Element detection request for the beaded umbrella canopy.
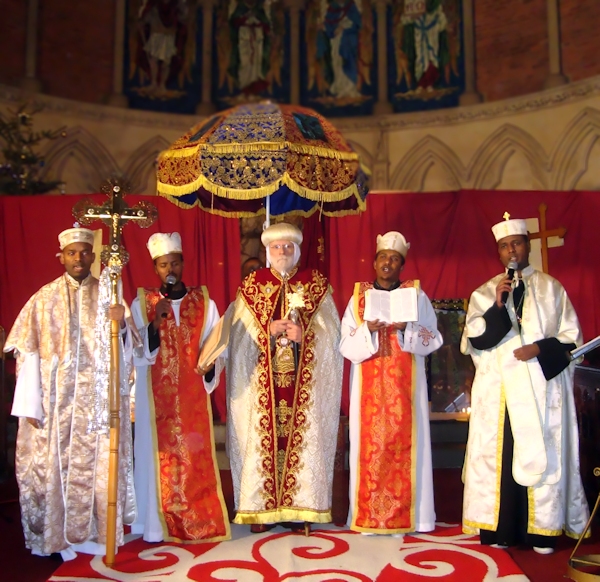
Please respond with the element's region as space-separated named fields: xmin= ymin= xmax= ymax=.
xmin=156 ymin=102 xmax=369 ymax=218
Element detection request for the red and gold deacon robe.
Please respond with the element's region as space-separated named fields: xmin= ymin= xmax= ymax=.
xmin=131 ymin=287 xmax=230 ymax=542
xmin=339 ymin=281 xmax=442 ymax=534
xmin=223 ymin=267 xmax=343 ymax=525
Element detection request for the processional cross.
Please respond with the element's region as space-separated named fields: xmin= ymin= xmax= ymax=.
xmin=73 ymin=182 xmax=157 ymax=567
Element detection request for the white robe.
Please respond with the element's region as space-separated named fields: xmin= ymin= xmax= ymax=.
xmin=339 ymin=283 xmax=443 ymax=533
xmin=460 ymin=265 xmax=589 ymax=536
xmin=130 ymin=291 xmax=219 ymax=542
xmin=6 ymin=273 xmax=135 ymax=560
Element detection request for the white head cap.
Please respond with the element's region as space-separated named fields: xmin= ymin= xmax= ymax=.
xmin=262 ymin=223 xmax=302 ymax=274
xmin=261 ymin=222 xmax=303 ymax=247
xmin=147 ymin=232 xmax=183 ymax=260
xmin=58 ymin=227 xmax=94 ymax=250
xmin=491 ymin=213 xmax=528 ymax=242
xmin=376 ymin=231 xmax=410 ymax=259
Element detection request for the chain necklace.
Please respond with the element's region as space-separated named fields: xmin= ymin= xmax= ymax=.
xmin=514 ymin=280 xmax=525 ymax=325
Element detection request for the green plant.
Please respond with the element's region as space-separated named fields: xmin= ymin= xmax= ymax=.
xmin=0 ymin=103 xmax=65 ymax=194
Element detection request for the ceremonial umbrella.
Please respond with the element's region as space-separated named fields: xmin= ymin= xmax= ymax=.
xmin=155 ymin=102 xmax=369 ymax=219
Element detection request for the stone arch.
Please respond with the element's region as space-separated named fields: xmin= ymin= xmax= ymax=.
xmin=551 ymin=107 xmax=600 ymax=190
xmin=390 ymin=135 xmax=464 ymax=191
xmin=346 ymin=139 xmax=374 ymax=171
xmin=122 ymin=135 xmax=171 ymax=194
xmin=41 ymin=126 xmax=120 ymax=193
xmin=469 ymin=124 xmax=548 ymax=189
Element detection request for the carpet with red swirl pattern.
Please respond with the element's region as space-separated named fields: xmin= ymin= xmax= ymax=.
xmin=47 ymin=522 xmax=528 ymax=582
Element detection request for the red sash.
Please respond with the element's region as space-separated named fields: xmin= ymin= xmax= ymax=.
xmin=142 ymin=287 xmax=229 ymax=541
xmin=352 ymin=281 xmax=416 ymax=531
xmin=239 ymin=268 xmax=329 ymax=510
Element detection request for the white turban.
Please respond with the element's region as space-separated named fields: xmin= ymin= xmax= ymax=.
xmin=491 ymin=216 xmax=528 ymax=242
xmin=376 ymin=231 xmax=410 ymax=258
xmin=58 ymin=227 xmax=94 ymax=250
xmin=262 ymin=223 xmax=302 ymax=272
xmin=261 ymin=222 xmax=303 ymax=247
xmin=147 ymin=232 xmax=183 ymax=260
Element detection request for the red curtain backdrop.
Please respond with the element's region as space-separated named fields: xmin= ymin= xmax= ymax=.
xmin=1 ymin=190 xmax=599 ymax=416
xmin=326 ymin=190 xmax=600 ymax=343
xmin=0 ymin=194 xmax=241 ymax=420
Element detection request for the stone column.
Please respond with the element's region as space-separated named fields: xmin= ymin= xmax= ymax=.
xmin=196 ymin=0 xmax=217 ymax=115
xmin=458 ymin=0 xmax=482 ymax=106
xmin=371 ymin=130 xmax=389 ymax=189
xmin=19 ymin=0 xmax=43 ymax=92
xmin=107 ymin=0 xmax=128 ymax=107
xmin=544 ymin=0 xmax=568 ymax=89
xmin=373 ymin=0 xmax=393 ymax=115
xmin=285 ymin=0 xmax=305 ymax=104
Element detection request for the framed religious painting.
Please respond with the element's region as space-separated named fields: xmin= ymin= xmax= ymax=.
xmin=428 ymin=298 xmax=475 ymax=421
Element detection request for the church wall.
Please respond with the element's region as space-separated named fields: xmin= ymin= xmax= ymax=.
xmin=0 ymin=0 xmax=27 ymax=86
xmin=475 ymin=0 xmax=549 ymax=103
xmin=560 ymin=0 xmax=600 ymax=83
xmin=37 ymin=1 xmax=115 ymax=103
xmin=2 ymin=76 xmax=599 ymax=196
xmin=1 ymin=2 xmax=600 ymax=109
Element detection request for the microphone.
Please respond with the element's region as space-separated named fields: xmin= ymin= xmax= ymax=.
xmin=501 ymin=261 xmax=518 ymax=304
xmin=161 ymin=274 xmax=177 ymax=318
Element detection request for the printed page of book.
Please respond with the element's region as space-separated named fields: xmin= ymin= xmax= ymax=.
xmin=198 ymin=310 xmax=233 ymax=369
xmin=364 ymin=287 xmax=418 ymax=323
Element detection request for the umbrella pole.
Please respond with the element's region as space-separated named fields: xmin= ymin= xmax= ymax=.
xmin=265 ymin=195 xmax=271 ymax=267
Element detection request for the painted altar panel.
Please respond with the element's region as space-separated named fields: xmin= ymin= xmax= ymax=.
xmin=390 ymin=0 xmax=465 ymax=113
xmin=213 ymin=0 xmax=290 ymax=108
xmin=301 ymin=0 xmax=376 ymax=117
xmin=429 ymin=299 xmax=474 ymax=417
xmin=124 ymin=0 xmax=203 ymax=114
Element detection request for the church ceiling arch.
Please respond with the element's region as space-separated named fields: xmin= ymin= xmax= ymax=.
xmin=41 ymin=126 xmax=120 ymax=191
xmin=390 ymin=135 xmax=463 ymax=191
xmin=469 ymin=124 xmax=548 ymax=190
xmin=551 ymin=107 xmax=600 ymax=190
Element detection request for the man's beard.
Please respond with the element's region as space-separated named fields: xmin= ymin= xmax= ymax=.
xmin=272 ymin=256 xmax=295 ymax=275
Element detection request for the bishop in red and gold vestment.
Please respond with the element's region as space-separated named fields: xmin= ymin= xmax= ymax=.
xmin=219 ymin=223 xmax=343 ymax=531
xmin=131 ymin=232 xmax=230 ymax=543
xmin=339 ymin=231 xmax=442 ymax=536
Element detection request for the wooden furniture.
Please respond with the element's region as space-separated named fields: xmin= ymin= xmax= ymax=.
xmin=573 ymin=364 xmax=600 ymax=511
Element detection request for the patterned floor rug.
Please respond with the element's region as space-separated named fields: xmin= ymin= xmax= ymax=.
xmin=48 ymin=522 xmax=529 ymax=582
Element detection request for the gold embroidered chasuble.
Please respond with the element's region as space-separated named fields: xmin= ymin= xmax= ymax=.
xmin=227 ymin=267 xmax=343 ymax=524
xmin=139 ymin=287 xmax=230 ymax=542
xmin=5 ymin=273 xmax=135 ymax=555
xmin=351 ymin=281 xmax=418 ymax=532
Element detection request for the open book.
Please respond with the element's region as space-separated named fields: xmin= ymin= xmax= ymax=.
xmin=363 ymin=287 xmax=418 ymax=324
xmin=198 ymin=310 xmax=232 ymax=370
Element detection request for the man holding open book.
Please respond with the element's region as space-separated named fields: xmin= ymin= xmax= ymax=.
xmin=129 ymin=232 xmax=230 ymax=543
xmin=339 ymin=230 xmax=442 ymax=537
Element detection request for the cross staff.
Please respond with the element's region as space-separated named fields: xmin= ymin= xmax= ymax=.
xmin=528 ymin=203 xmax=566 ymax=274
xmin=73 ymin=183 xmax=156 ymax=567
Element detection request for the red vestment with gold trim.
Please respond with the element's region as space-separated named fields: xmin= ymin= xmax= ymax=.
xmin=143 ymin=287 xmax=229 ymax=541
xmin=238 ymin=268 xmax=329 ymax=513
xmin=352 ymin=281 xmax=417 ymax=531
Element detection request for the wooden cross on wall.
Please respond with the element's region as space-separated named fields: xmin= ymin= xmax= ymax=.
xmin=528 ymin=203 xmax=566 ymax=274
